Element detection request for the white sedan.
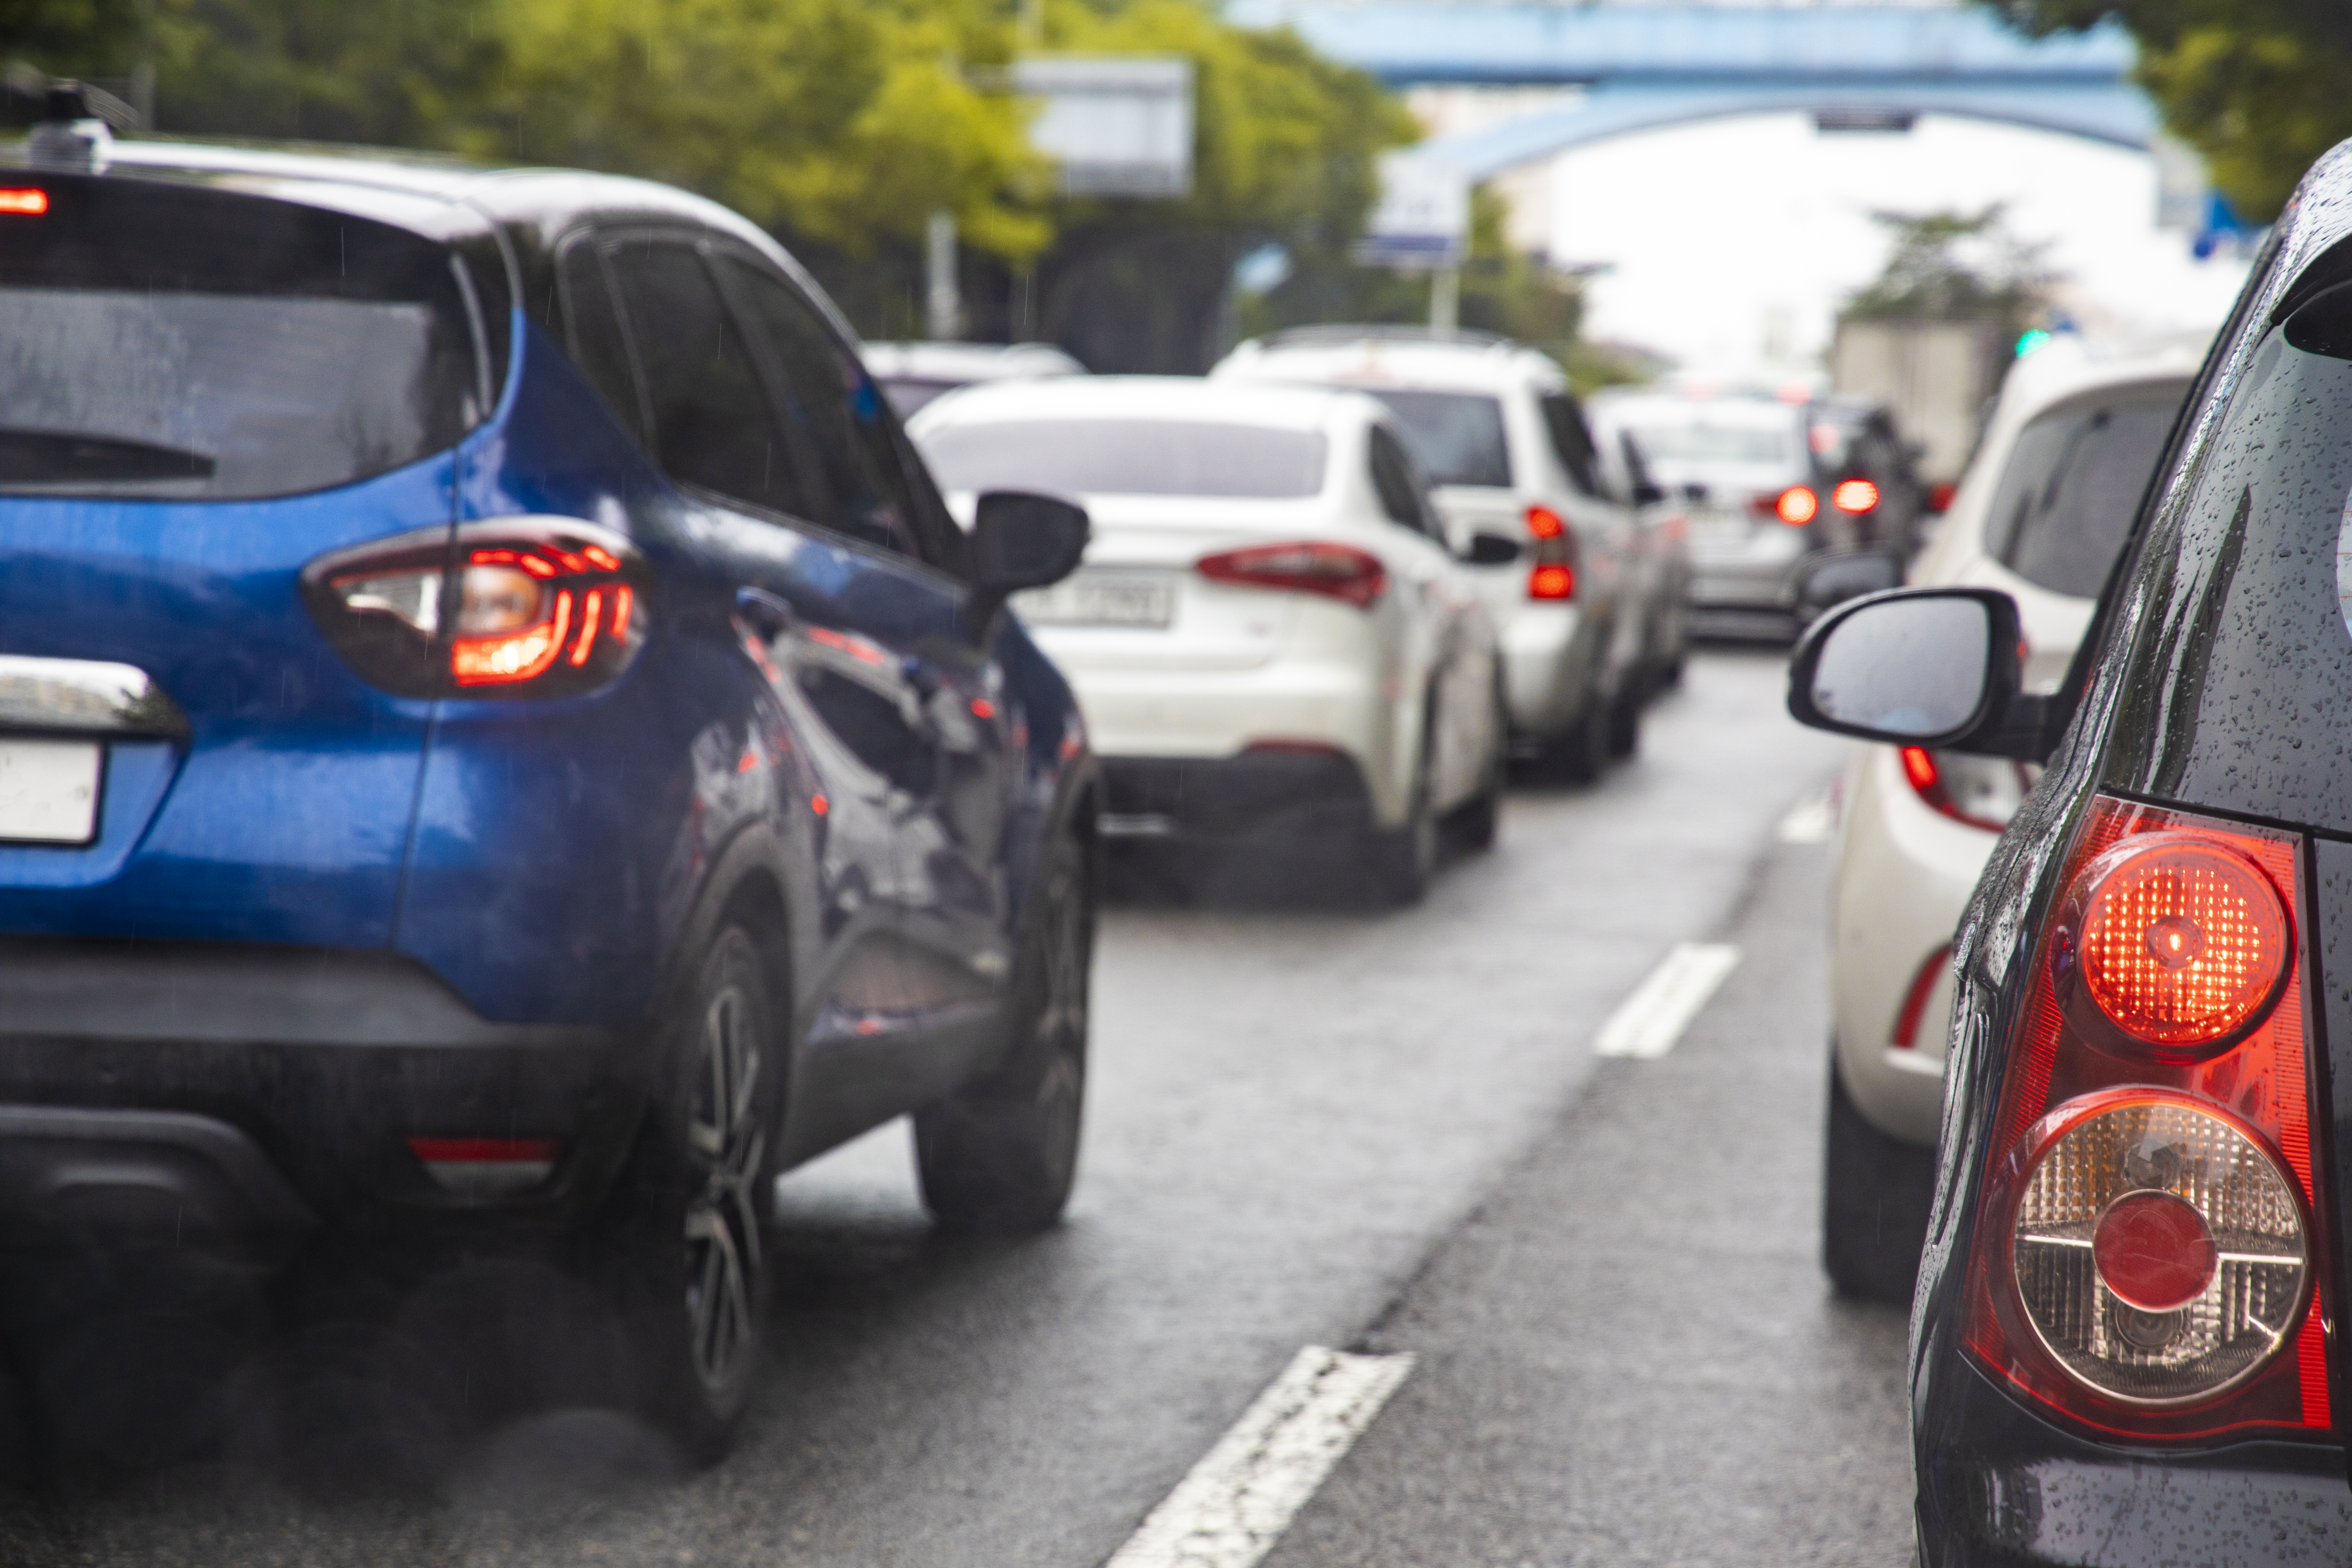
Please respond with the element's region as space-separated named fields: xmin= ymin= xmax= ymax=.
xmin=1822 ymin=337 xmax=2200 ymax=1301
xmin=909 ymin=377 xmax=1507 ymax=903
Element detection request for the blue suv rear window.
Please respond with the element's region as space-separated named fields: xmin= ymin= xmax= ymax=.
xmin=0 ymin=175 xmax=492 ymax=500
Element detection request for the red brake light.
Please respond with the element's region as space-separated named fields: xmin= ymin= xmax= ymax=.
xmin=1962 ymin=795 xmax=2328 ymax=1441
xmin=1525 ymin=504 xmax=1576 ymax=600
xmin=301 ymin=517 xmax=646 ymax=698
xmin=2065 ymin=833 xmax=2290 ymax=1052
xmin=0 ymin=189 xmax=50 ymax=216
xmin=1832 ymin=478 xmax=1880 ymax=513
xmin=1897 ymin=745 xmax=2032 ymax=832
xmin=1773 ymin=485 xmax=1818 ymax=526
xmin=407 ymin=1136 xmax=561 ymax=1198
xmin=1197 ymin=541 xmax=1386 ymax=609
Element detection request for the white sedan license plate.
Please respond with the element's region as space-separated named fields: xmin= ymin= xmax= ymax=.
xmin=1015 ymin=571 xmax=1175 ymax=629
xmin=0 ymin=738 xmax=101 ymax=844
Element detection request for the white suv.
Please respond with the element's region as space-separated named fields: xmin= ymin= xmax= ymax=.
xmin=1212 ymin=328 xmax=1687 ymax=778
xmin=1820 ymin=338 xmax=2200 ymax=1301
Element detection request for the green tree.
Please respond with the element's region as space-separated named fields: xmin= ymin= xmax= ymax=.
xmin=1985 ymin=0 xmax=2352 ymax=222
xmin=1026 ymin=0 xmax=1418 ymax=370
xmin=449 ymin=0 xmax=1050 ymax=266
xmin=1843 ymin=205 xmax=2054 ymax=342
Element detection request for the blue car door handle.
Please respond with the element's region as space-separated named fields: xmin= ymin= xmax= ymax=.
xmin=735 ymin=587 xmax=798 ymax=639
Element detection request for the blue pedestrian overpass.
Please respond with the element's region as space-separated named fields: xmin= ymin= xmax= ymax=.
xmin=1225 ymin=3 xmax=2152 ymax=179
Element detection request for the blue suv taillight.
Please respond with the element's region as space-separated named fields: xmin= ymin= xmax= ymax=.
xmin=301 ymin=517 xmax=647 ymax=699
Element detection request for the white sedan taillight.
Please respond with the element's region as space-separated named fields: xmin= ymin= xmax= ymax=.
xmin=1965 ymin=797 xmax=2330 ymax=1438
xmin=1196 ymin=541 xmax=1387 ymax=609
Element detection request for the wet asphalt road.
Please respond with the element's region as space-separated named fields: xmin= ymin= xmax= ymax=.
xmin=0 ymin=648 xmax=1912 ymax=1566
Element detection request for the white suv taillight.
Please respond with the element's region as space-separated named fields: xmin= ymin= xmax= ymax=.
xmin=1962 ymin=796 xmax=2331 ymax=1439
xmin=1525 ymin=505 xmax=1576 ymax=600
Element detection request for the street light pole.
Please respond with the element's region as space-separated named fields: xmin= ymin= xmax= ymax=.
xmin=1429 ymin=265 xmax=1460 ymax=335
xmin=926 ymin=209 xmax=962 ymax=342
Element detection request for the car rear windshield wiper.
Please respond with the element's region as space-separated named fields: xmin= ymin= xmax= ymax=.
xmin=0 ymin=428 xmax=217 ymax=486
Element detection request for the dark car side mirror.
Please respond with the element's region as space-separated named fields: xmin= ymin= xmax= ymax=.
xmin=967 ymin=489 xmax=1090 ymax=641
xmin=1461 ymin=532 xmax=1522 ymax=566
xmin=1786 ymin=586 xmax=2056 ymax=760
xmin=1629 ymin=478 xmax=1665 ymax=507
xmin=1793 ymin=547 xmax=1902 ymax=626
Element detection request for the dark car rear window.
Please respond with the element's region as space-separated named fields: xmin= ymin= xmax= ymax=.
xmin=1363 ymin=390 xmax=1511 ymax=488
xmin=919 ymin=418 xmax=1328 ymax=498
xmin=1982 ymin=380 xmax=2187 ymax=599
xmin=0 ymin=176 xmax=493 ymax=500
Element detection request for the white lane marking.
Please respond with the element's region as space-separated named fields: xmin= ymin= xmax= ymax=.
xmin=1104 ymin=1345 xmax=1415 ymax=1568
xmin=1594 ymin=942 xmax=1743 ymax=1059
xmin=1776 ymin=788 xmax=1836 ymax=844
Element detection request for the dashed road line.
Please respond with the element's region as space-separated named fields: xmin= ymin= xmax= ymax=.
xmin=1103 ymin=1345 xmax=1415 ymax=1568
xmin=1594 ymin=942 xmax=1743 ymax=1059
xmin=1776 ymin=787 xmax=1837 ymax=845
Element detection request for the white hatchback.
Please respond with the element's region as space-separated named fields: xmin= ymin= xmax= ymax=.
xmin=1821 ymin=338 xmax=2200 ymax=1300
xmin=909 ymin=376 xmax=1507 ymax=903
xmin=1211 ymin=328 xmax=1685 ymax=778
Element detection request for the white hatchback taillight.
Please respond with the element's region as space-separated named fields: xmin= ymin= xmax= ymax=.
xmin=1898 ymin=746 xmax=2036 ymax=832
xmin=1964 ymin=794 xmax=2331 ymax=1440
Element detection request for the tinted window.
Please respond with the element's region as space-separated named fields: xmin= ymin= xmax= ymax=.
xmin=1367 ymin=426 xmax=1432 ymax=532
xmin=0 ymin=176 xmax=485 ymax=500
xmin=1983 ymin=383 xmax=2185 ymax=598
xmin=558 ymin=241 xmax=650 ymax=447
xmin=1365 ymin=390 xmax=1511 ymax=488
xmin=1540 ymin=394 xmax=1602 ymax=495
xmin=2098 ymin=289 xmax=2352 ymax=832
xmin=603 ymin=237 xmax=805 ymax=517
xmin=1628 ymin=423 xmax=1794 ymax=465
xmin=878 ymin=378 xmax=959 ymax=417
xmin=717 ymin=255 xmax=920 ymax=558
xmin=920 ymin=420 xmax=1328 ymax=499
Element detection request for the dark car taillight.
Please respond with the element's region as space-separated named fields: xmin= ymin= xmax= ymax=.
xmin=1962 ymin=794 xmax=2330 ymax=1440
xmin=1525 ymin=504 xmax=1576 ymax=600
xmin=301 ymin=517 xmax=646 ymax=699
xmin=1197 ymin=541 xmax=1386 ymax=609
xmin=1752 ymin=485 xmax=1818 ymax=526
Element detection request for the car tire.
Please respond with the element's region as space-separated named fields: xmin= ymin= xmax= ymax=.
xmin=916 ymin=829 xmax=1092 ymax=1233
xmin=1544 ymin=690 xmax=1611 ymax=786
xmin=589 ymin=923 xmax=779 ymax=1462
xmin=1822 ymin=1045 xmax=1936 ymax=1305
xmin=1451 ymin=693 xmax=1508 ymax=853
xmin=1366 ymin=742 xmax=1437 ymax=905
xmin=1606 ymin=681 xmax=1642 ymax=759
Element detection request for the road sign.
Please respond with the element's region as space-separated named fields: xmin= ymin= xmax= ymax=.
xmin=1358 ymin=153 xmax=1468 ymax=270
xmin=1015 ymin=57 xmax=1195 ymax=199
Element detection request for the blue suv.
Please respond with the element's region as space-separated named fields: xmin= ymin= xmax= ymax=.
xmin=0 ymin=137 xmax=1098 ymax=1457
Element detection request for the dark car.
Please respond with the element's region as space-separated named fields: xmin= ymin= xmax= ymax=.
xmin=0 ymin=131 xmax=1098 ymax=1457
xmin=1785 ymin=140 xmax=2352 ymax=1564
xmin=1804 ymin=395 xmax=1932 ymax=557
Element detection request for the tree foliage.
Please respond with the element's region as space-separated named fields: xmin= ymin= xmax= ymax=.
xmin=1844 ymin=206 xmax=2053 ymax=332
xmin=0 ymin=0 xmax=1521 ymax=369
xmin=1985 ymin=0 xmax=2352 ymax=222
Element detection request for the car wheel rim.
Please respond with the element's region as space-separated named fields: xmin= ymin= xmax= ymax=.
xmin=684 ymin=980 xmax=764 ymax=1396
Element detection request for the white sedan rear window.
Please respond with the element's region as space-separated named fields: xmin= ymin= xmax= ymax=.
xmin=920 ymin=419 xmax=1328 ymax=498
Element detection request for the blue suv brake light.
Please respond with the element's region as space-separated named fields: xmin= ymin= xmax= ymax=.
xmin=301 ymin=517 xmax=648 ymax=699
